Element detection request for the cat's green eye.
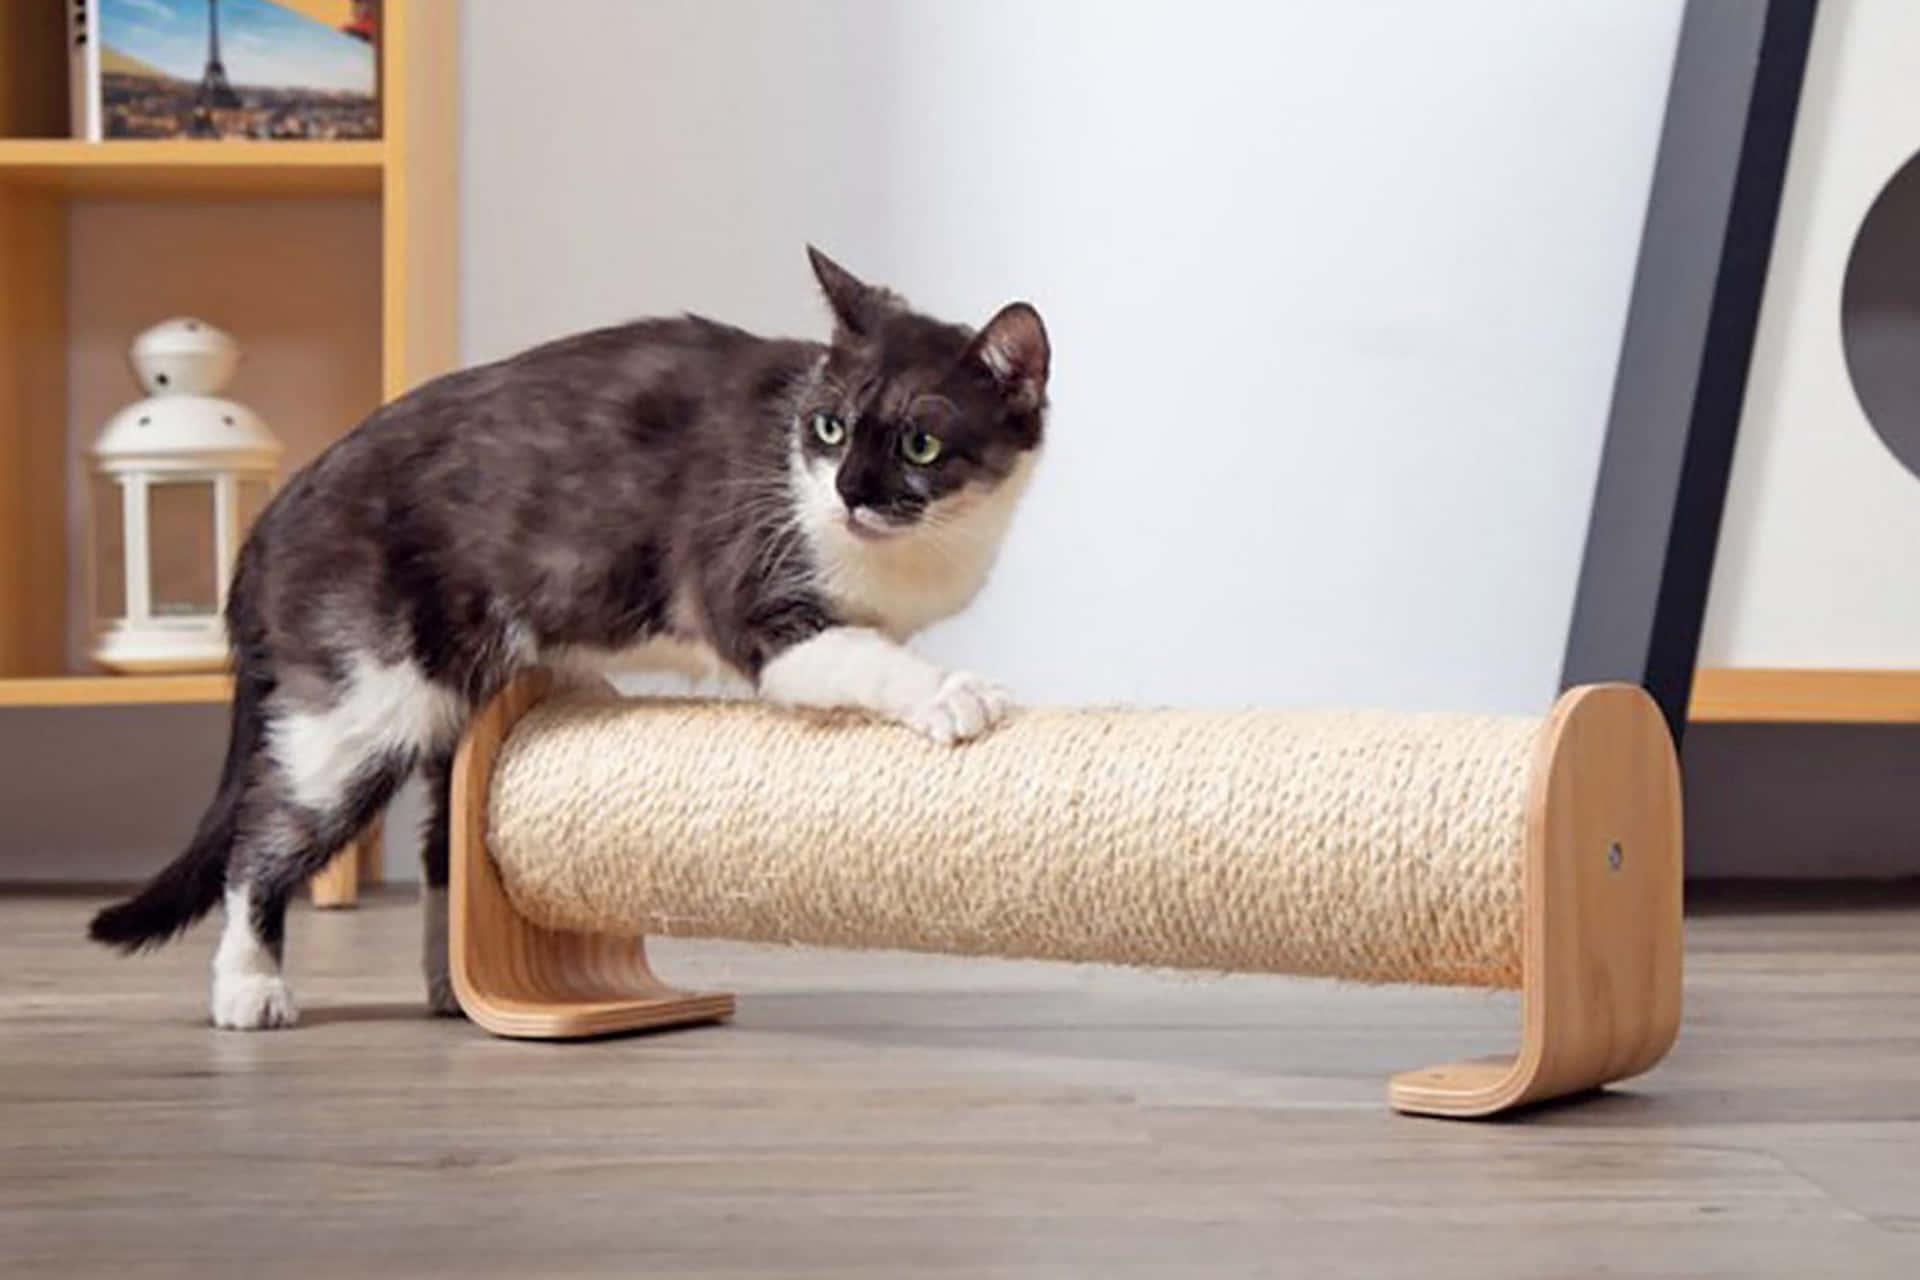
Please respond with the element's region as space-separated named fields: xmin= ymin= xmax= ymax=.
xmin=901 ymin=430 xmax=942 ymax=465
xmin=811 ymin=412 xmax=846 ymax=447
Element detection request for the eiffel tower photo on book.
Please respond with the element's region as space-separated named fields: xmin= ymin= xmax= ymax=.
xmin=67 ymin=0 xmax=378 ymax=141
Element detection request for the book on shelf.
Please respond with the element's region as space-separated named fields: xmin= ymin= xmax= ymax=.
xmin=67 ymin=0 xmax=380 ymax=142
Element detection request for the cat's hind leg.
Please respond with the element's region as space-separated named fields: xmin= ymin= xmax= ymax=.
xmin=209 ymin=876 xmax=297 ymax=1030
xmin=418 ymin=749 xmax=461 ymax=1016
xmin=211 ymin=654 xmax=463 ymax=1030
xmin=211 ymin=754 xmax=412 ymax=1029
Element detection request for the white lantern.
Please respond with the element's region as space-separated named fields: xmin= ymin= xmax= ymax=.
xmin=89 ymin=318 xmax=283 ymax=674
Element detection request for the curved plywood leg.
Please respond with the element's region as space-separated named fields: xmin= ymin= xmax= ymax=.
xmin=448 ymin=671 xmax=734 ymax=1039
xmin=1388 ymin=682 xmax=1684 ymax=1117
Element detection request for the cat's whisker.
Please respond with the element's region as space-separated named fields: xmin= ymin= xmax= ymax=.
xmin=753 ymin=523 xmax=810 ymax=582
xmin=689 ymin=487 xmax=800 ymax=535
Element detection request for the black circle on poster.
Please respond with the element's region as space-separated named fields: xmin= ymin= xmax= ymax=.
xmin=1842 ymin=151 xmax=1920 ymax=484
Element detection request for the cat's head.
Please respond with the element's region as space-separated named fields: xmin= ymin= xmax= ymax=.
xmin=794 ymin=247 xmax=1049 ymax=549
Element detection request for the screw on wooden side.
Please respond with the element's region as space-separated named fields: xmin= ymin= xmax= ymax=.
xmin=1607 ymin=841 xmax=1624 ymax=873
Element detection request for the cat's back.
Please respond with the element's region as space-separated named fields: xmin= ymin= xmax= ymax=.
xmin=364 ymin=314 xmax=802 ymax=443
xmin=290 ymin=316 xmax=782 ymax=476
xmin=263 ymin=314 xmax=813 ymax=533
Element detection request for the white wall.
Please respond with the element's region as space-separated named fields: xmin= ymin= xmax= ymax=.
xmin=463 ymin=0 xmax=1682 ymax=715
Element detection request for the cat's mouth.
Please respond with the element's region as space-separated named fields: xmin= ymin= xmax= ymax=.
xmin=843 ymin=507 xmax=913 ymax=541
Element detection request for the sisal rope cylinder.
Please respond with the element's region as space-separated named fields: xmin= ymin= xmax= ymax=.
xmin=484 ymin=689 xmax=1543 ymax=989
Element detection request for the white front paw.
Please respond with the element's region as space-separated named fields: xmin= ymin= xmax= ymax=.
xmin=907 ymin=670 xmax=1013 ymax=744
xmin=211 ymin=974 xmax=299 ymax=1030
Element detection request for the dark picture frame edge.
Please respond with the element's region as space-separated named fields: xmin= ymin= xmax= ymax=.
xmin=1559 ymin=0 xmax=1819 ymax=743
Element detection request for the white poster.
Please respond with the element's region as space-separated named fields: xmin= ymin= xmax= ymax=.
xmin=1702 ymin=0 xmax=1920 ymax=670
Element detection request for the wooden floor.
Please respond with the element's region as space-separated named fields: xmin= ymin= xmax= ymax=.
xmin=2 ymin=886 xmax=1917 ymax=1278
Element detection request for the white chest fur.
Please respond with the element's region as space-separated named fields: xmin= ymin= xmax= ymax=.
xmin=794 ymin=450 xmax=1038 ymax=640
xmin=546 ymin=449 xmax=1035 ymax=686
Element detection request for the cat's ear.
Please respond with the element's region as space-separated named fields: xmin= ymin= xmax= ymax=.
xmin=808 ymin=245 xmax=889 ymax=339
xmin=967 ymin=302 xmax=1051 ymax=412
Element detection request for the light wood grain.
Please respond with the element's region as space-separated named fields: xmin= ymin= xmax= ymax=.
xmin=0 ymin=0 xmax=67 ymax=138
xmin=309 ymin=816 xmax=384 ymax=910
xmin=1390 ymin=682 xmax=1683 ymax=1115
xmin=448 ymin=671 xmax=735 ymax=1037
xmin=3 ymin=886 xmax=1916 ymax=1278
xmin=356 ymin=813 xmax=386 ymax=885
xmin=1690 ymin=667 xmax=1920 ymax=723
xmin=381 ymin=0 xmax=460 ymax=401
xmin=308 ymin=849 xmax=360 ymax=908
xmin=0 ymin=140 xmax=385 ymax=197
xmin=0 ymin=674 xmax=233 ymax=706
xmin=0 ymin=184 xmax=67 ymax=678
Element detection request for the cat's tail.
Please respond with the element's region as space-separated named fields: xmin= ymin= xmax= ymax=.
xmin=88 ymin=666 xmax=269 ymax=952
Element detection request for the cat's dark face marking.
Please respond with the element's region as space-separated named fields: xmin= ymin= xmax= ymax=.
xmin=797 ymin=248 xmax=1049 ymax=538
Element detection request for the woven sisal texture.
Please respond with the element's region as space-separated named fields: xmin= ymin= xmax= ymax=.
xmin=486 ymin=690 xmax=1542 ymax=988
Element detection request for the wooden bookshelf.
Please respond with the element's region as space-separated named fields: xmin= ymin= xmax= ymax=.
xmin=0 ymin=1 xmax=459 ymax=899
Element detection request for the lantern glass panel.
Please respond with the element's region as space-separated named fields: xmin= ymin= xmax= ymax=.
xmin=93 ymin=475 xmax=125 ymax=622
xmin=149 ymin=480 xmax=219 ymax=617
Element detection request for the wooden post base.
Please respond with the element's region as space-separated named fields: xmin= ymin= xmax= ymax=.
xmin=448 ymin=671 xmax=734 ymax=1038
xmin=449 ymin=674 xmax=1680 ymax=1116
xmin=1387 ymin=683 xmax=1683 ymax=1117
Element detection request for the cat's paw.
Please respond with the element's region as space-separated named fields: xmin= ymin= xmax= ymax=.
xmin=907 ymin=670 xmax=1013 ymax=744
xmin=210 ymin=974 xmax=299 ymax=1030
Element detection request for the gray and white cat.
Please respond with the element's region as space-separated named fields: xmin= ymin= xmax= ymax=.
xmin=89 ymin=248 xmax=1050 ymax=1030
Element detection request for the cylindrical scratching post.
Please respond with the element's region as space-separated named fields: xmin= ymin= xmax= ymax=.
xmin=487 ymin=696 xmax=1539 ymax=988
xmin=447 ymin=674 xmax=1683 ymax=1119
